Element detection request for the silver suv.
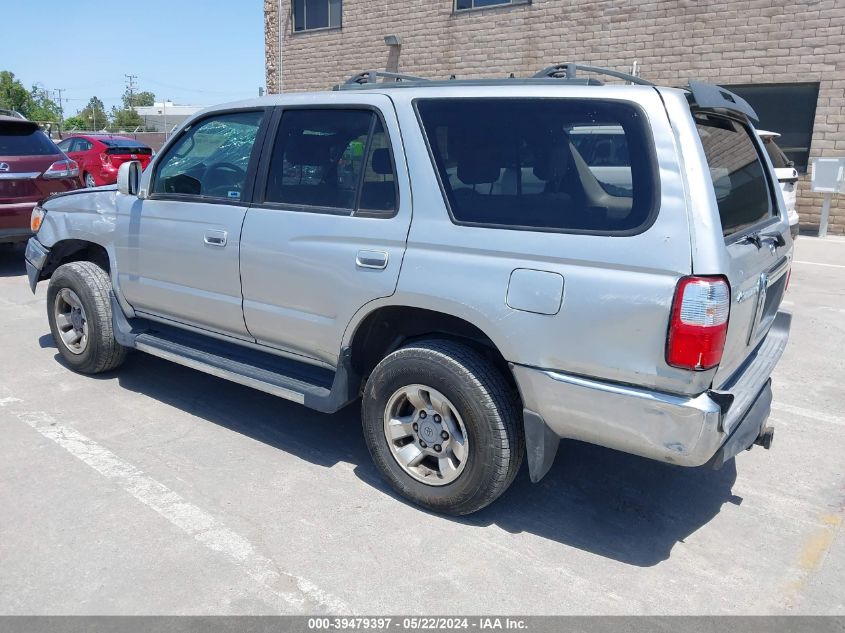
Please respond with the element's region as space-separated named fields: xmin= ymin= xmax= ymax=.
xmin=24 ymin=65 xmax=792 ymax=515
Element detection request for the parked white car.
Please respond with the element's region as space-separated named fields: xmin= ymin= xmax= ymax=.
xmin=758 ymin=130 xmax=800 ymax=238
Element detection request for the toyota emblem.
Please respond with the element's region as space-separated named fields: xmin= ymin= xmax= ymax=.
xmin=0 ymin=162 xmax=10 ymax=172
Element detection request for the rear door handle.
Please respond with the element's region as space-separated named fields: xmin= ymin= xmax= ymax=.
xmin=356 ymin=250 xmax=388 ymax=270
xmin=204 ymin=230 xmax=228 ymax=247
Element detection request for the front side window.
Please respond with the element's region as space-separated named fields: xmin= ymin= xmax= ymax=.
xmin=152 ymin=111 xmax=263 ymax=200
xmin=264 ymin=108 xmax=397 ymax=215
xmin=416 ymin=98 xmax=657 ymax=233
xmin=293 ymin=0 xmax=341 ymax=31
xmin=455 ymin=0 xmax=529 ymax=10
xmin=695 ymin=114 xmax=774 ymax=237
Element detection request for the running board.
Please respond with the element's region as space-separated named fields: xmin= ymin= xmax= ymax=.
xmin=112 ymin=297 xmax=359 ymax=414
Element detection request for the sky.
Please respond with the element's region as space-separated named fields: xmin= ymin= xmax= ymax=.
xmin=0 ymin=0 xmax=266 ymax=116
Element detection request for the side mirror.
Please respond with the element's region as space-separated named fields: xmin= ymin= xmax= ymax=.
xmin=117 ymin=161 xmax=141 ymax=196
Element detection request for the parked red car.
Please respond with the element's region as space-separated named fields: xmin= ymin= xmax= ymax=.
xmin=57 ymin=134 xmax=152 ymax=188
xmin=0 ymin=116 xmax=80 ymax=244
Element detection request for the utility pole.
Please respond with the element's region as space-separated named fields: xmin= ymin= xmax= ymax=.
xmin=124 ymin=74 xmax=138 ymax=109
xmin=54 ymin=88 xmax=65 ymax=128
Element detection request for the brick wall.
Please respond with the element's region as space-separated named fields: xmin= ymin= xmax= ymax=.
xmin=265 ymin=0 xmax=845 ymax=234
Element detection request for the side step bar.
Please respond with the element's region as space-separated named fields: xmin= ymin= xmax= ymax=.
xmin=112 ymin=297 xmax=359 ymax=414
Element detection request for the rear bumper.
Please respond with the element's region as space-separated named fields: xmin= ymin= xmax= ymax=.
xmin=0 ymin=201 xmax=35 ymax=243
xmin=514 ymin=311 xmax=791 ymax=481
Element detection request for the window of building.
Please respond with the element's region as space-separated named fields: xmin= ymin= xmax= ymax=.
xmin=455 ymin=0 xmax=529 ymax=10
xmin=152 ymin=110 xmax=264 ymax=200
xmin=695 ymin=113 xmax=774 ymax=237
xmin=726 ymin=82 xmax=819 ymax=173
xmin=264 ymin=108 xmax=397 ymax=215
xmin=293 ymin=0 xmax=341 ymax=32
xmin=416 ymin=98 xmax=657 ymax=234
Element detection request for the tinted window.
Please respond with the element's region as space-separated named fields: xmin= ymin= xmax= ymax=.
xmin=293 ymin=0 xmax=341 ymax=31
xmin=100 ymin=138 xmax=147 ymax=148
xmin=0 ymin=126 xmax=59 ymax=156
xmin=695 ymin=115 xmax=773 ymax=237
xmin=56 ymin=139 xmax=71 ymax=152
xmin=456 ymin=0 xmax=529 ymax=9
xmin=416 ymin=98 xmax=656 ymax=233
xmin=265 ymin=109 xmax=397 ymax=214
xmin=152 ymin=111 xmax=263 ymax=200
xmin=762 ymin=137 xmax=790 ymax=169
xmin=77 ymin=139 xmax=93 ymax=151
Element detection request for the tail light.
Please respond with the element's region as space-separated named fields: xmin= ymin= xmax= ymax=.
xmin=666 ymin=276 xmax=730 ymax=371
xmin=100 ymin=153 xmax=112 ymax=166
xmin=43 ymin=159 xmax=79 ymax=179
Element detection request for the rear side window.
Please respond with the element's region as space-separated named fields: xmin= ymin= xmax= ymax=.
xmin=415 ymin=98 xmax=657 ymax=233
xmin=762 ymin=137 xmax=790 ymax=169
xmin=0 ymin=125 xmax=59 ymax=156
xmin=264 ymin=108 xmax=398 ymax=215
xmin=695 ymin=115 xmax=774 ymax=236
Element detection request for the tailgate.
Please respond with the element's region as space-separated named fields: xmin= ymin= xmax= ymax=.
xmin=692 ymin=111 xmax=792 ymax=389
xmin=105 ymin=145 xmax=152 ymax=168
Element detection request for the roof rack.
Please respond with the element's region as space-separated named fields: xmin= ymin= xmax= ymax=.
xmin=335 ymin=70 xmax=430 ymax=90
xmin=533 ymin=63 xmax=654 ymax=86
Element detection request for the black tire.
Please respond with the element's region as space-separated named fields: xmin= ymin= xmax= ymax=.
xmin=47 ymin=261 xmax=128 ymax=374
xmin=362 ymin=339 xmax=524 ymax=515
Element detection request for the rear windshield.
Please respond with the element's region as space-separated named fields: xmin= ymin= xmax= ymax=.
xmin=0 ymin=125 xmax=59 ymax=156
xmin=104 ymin=145 xmax=152 ymax=155
xmin=99 ymin=138 xmax=147 ymax=148
xmin=416 ymin=98 xmax=657 ymax=234
xmin=762 ymin=137 xmax=790 ymax=169
xmin=695 ymin=115 xmax=774 ymax=237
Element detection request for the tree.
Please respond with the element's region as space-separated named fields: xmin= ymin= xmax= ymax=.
xmin=0 ymin=71 xmax=33 ymax=115
xmin=110 ymin=106 xmax=144 ymax=131
xmin=78 ymin=96 xmax=107 ymax=130
xmin=27 ymin=86 xmax=61 ymax=122
xmin=122 ymin=88 xmax=155 ymax=109
xmin=62 ymin=115 xmax=86 ymax=130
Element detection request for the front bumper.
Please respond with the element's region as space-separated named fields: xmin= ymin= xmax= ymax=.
xmin=514 ymin=311 xmax=791 ymax=482
xmin=24 ymin=237 xmax=49 ymax=293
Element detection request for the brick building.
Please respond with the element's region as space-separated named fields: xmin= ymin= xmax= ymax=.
xmin=264 ymin=0 xmax=845 ymax=234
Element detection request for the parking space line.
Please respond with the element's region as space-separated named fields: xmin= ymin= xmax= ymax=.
xmin=15 ymin=409 xmax=350 ymax=614
xmin=772 ymin=402 xmax=844 ymax=427
xmin=792 ymin=260 xmax=845 ymax=269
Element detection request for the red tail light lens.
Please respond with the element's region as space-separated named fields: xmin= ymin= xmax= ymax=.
xmin=43 ymin=159 xmax=80 ymax=179
xmin=100 ymin=153 xmax=111 ymax=166
xmin=666 ymin=276 xmax=730 ymax=371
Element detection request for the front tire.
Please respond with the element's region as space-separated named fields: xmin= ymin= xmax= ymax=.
xmin=47 ymin=261 xmax=127 ymax=374
xmin=362 ymin=339 xmax=523 ymax=515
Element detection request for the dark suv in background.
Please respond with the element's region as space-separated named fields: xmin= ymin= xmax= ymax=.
xmin=0 ymin=116 xmax=80 ymax=244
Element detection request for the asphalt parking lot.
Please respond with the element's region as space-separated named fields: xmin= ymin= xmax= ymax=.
xmin=0 ymin=237 xmax=843 ymax=615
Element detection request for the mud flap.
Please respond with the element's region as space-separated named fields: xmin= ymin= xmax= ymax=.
xmin=523 ymin=409 xmax=560 ymax=483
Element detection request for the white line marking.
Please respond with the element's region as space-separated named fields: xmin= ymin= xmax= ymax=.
xmin=17 ymin=410 xmax=350 ymax=614
xmin=772 ymin=403 xmax=844 ymax=427
xmin=793 ymin=260 xmax=845 ymax=269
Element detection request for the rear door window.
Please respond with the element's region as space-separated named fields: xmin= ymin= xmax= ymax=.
xmin=695 ymin=115 xmax=774 ymax=236
xmin=415 ymin=98 xmax=657 ymax=233
xmin=264 ymin=108 xmax=398 ymax=215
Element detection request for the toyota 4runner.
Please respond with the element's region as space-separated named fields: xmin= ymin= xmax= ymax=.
xmin=25 ymin=64 xmax=792 ymax=515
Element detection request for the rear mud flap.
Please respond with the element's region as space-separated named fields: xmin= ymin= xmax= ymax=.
xmin=523 ymin=409 xmax=560 ymax=483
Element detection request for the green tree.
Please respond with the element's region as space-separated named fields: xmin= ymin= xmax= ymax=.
xmin=0 ymin=71 xmax=32 ymax=115
xmin=110 ymin=106 xmax=144 ymax=130
xmin=62 ymin=115 xmax=86 ymax=130
xmin=78 ymin=96 xmax=107 ymax=130
xmin=27 ymin=86 xmax=61 ymax=122
xmin=122 ymin=89 xmax=155 ymax=109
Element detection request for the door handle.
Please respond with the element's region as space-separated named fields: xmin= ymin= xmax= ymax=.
xmin=356 ymin=250 xmax=388 ymax=270
xmin=204 ymin=230 xmax=228 ymax=247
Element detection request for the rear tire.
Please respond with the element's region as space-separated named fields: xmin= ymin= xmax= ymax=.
xmin=47 ymin=261 xmax=127 ymax=374
xmin=362 ymin=339 xmax=523 ymax=515
xmin=84 ymin=173 xmax=96 ymax=188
